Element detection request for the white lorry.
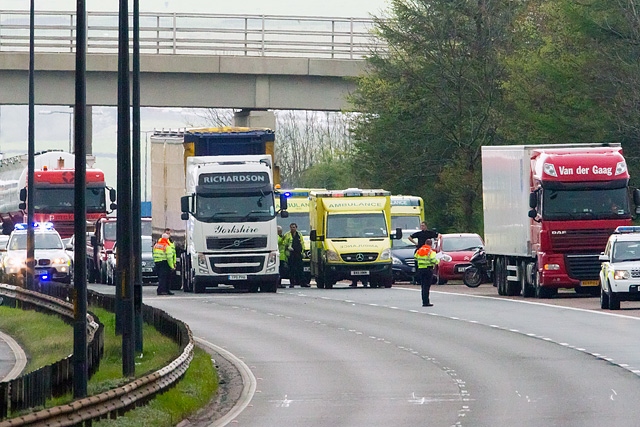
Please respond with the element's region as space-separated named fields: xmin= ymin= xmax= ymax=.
xmin=180 ymin=155 xmax=288 ymax=293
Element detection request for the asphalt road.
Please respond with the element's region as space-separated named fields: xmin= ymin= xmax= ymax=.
xmin=121 ymin=281 xmax=640 ymax=427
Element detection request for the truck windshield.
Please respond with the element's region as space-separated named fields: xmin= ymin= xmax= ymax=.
xmin=195 ymin=192 xmax=275 ymax=223
xmin=33 ymin=188 xmax=106 ymax=213
xmin=327 ymin=213 xmax=388 ymax=239
xmin=542 ymin=187 xmax=630 ymax=220
xmin=392 ymin=215 xmax=420 ymax=230
xmin=277 ymin=213 xmax=310 ymax=235
xmin=103 ymin=222 xmax=117 ymax=241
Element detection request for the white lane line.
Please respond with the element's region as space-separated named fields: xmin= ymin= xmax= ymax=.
xmin=194 ymin=337 xmax=257 ymax=427
xmin=0 ymin=330 xmax=27 ymax=381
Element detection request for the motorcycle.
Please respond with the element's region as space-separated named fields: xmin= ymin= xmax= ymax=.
xmin=463 ymin=246 xmax=491 ymax=288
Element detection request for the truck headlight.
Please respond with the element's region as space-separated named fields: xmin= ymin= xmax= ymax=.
xmin=267 ymin=251 xmax=278 ymax=267
xmin=266 ymin=251 xmax=278 ymax=273
xmin=197 ymin=254 xmax=208 ymax=273
xmin=392 ymin=256 xmax=402 ymax=265
xmin=380 ymin=248 xmax=391 ymax=261
xmin=325 ymin=250 xmax=340 ymax=262
xmin=614 ymin=270 xmax=631 ymax=280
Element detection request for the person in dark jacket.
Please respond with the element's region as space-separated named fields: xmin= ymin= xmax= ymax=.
xmin=283 ymin=223 xmax=308 ymax=288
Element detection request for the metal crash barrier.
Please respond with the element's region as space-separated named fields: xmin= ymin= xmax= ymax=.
xmin=0 ymin=283 xmax=194 ymax=426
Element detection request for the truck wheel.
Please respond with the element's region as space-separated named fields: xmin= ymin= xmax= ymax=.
xmin=496 ymin=258 xmax=506 ymax=295
xmin=600 ymin=286 xmax=610 ymax=309
xmin=520 ymin=261 xmax=534 ymax=298
xmin=193 ymin=277 xmax=206 ymax=294
xmin=88 ymin=264 xmax=96 ymax=283
xmin=262 ymin=280 xmax=278 ymax=293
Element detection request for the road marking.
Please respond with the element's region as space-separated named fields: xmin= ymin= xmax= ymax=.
xmin=194 ymin=337 xmax=257 ymax=427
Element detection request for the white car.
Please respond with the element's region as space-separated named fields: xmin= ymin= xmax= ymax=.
xmin=599 ymin=226 xmax=640 ymax=310
xmin=2 ymin=222 xmax=73 ymax=284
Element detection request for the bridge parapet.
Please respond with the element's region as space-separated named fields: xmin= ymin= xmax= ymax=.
xmin=0 ymin=10 xmax=384 ymax=59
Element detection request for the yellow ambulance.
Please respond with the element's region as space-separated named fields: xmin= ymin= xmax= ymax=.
xmin=309 ymin=189 xmax=402 ymax=288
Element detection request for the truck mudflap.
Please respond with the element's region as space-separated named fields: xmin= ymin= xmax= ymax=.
xmin=191 ymin=273 xmax=280 ymax=294
xmin=318 ymin=263 xmax=393 ymax=288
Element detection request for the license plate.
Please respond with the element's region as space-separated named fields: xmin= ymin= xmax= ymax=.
xmin=142 ymin=267 xmax=153 ymax=273
xmin=303 ymin=266 xmax=310 ymax=272
xmin=35 ymin=269 xmax=47 ymax=276
xmin=456 ymin=266 xmax=468 ymax=273
xmin=228 ymin=274 xmax=247 ymax=280
xmin=581 ymin=280 xmax=599 ymax=287
xmin=350 ymin=270 xmax=370 ymax=276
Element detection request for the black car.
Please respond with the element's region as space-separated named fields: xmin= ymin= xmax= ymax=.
xmin=391 ymin=231 xmax=419 ymax=283
xmin=106 ymin=236 xmax=158 ymax=285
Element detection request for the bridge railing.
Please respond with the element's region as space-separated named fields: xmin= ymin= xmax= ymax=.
xmin=0 ymin=10 xmax=383 ymax=59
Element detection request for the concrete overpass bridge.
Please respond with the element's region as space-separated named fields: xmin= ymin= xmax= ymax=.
xmin=0 ymin=10 xmax=381 ymax=114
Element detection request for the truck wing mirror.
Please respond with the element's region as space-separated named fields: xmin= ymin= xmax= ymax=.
xmin=634 ymin=188 xmax=640 ymax=206
xmin=180 ymin=195 xmax=193 ymax=219
xmin=529 ymin=191 xmax=538 ymax=209
xmin=528 ymin=209 xmax=541 ymax=223
xmin=310 ymin=230 xmax=317 ymax=241
xmin=19 ymin=188 xmax=26 ymax=202
xmin=598 ymin=252 xmax=609 ymax=262
xmin=109 ymin=188 xmax=116 ymax=202
xmin=280 ymin=210 xmax=289 ymax=218
xmin=279 ymin=193 xmax=288 ymax=211
xmin=110 ymin=203 xmax=117 ymax=211
xmin=18 ymin=203 xmax=26 ymax=210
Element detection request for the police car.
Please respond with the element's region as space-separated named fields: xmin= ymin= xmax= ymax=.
xmin=2 ymin=222 xmax=72 ymax=284
xmin=599 ymin=226 xmax=640 ymax=310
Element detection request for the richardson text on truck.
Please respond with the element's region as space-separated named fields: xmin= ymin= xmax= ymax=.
xmin=481 ymin=144 xmax=640 ymax=298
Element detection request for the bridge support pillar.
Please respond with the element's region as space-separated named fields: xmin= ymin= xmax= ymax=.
xmin=233 ymin=109 xmax=275 ymax=130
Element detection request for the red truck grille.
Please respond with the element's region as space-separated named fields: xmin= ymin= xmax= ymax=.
xmin=550 ymin=228 xmax=614 ymax=252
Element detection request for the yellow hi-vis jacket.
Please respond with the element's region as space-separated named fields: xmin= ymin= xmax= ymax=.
xmin=153 ymin=238 xmax=176 ymax=269
xmin=414 ymin=245 xmax=438 ymax=269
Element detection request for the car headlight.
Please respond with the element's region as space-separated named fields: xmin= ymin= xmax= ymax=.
xmin=4 ymin=256 xmax=24 ymax=267
xmin=614 ymin=270 xmax=631 ymax=280
xmin=392 ymin=256 xmax=402 ymax=265
xmin=439 ymin=253 xmax=452 ymax=262
xmin=380 ymin=248 xmax=391 ymax=261
xmin=51 ymin=257 xmax=70 ymax=265
xmin=325 ymin=250 xmax=340 ymax=262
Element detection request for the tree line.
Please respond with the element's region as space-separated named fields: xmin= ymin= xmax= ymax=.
xmin=347 ymin=0 xmax=640 ymax=234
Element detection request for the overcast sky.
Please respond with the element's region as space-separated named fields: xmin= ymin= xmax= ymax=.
xmin=0 ymin=0 xmax=391 ymax=196
xmin=7 ymin=0 xmax=390 ymax=18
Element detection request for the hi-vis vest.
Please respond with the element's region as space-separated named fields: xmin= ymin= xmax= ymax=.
xmin=415 ymin=245 xmax=438 ymax=269
xmin=153 ymin=241 xmax=168 ymax=262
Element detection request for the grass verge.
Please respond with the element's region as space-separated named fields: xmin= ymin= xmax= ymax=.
xmin=0 ymin=304 xmax=218 ymax=424
xmin=0 ymin=306 xmax=71 ymax=372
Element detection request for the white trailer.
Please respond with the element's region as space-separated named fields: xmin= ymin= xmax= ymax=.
xmin=150 ymin=132 xmax=188 ymax=248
